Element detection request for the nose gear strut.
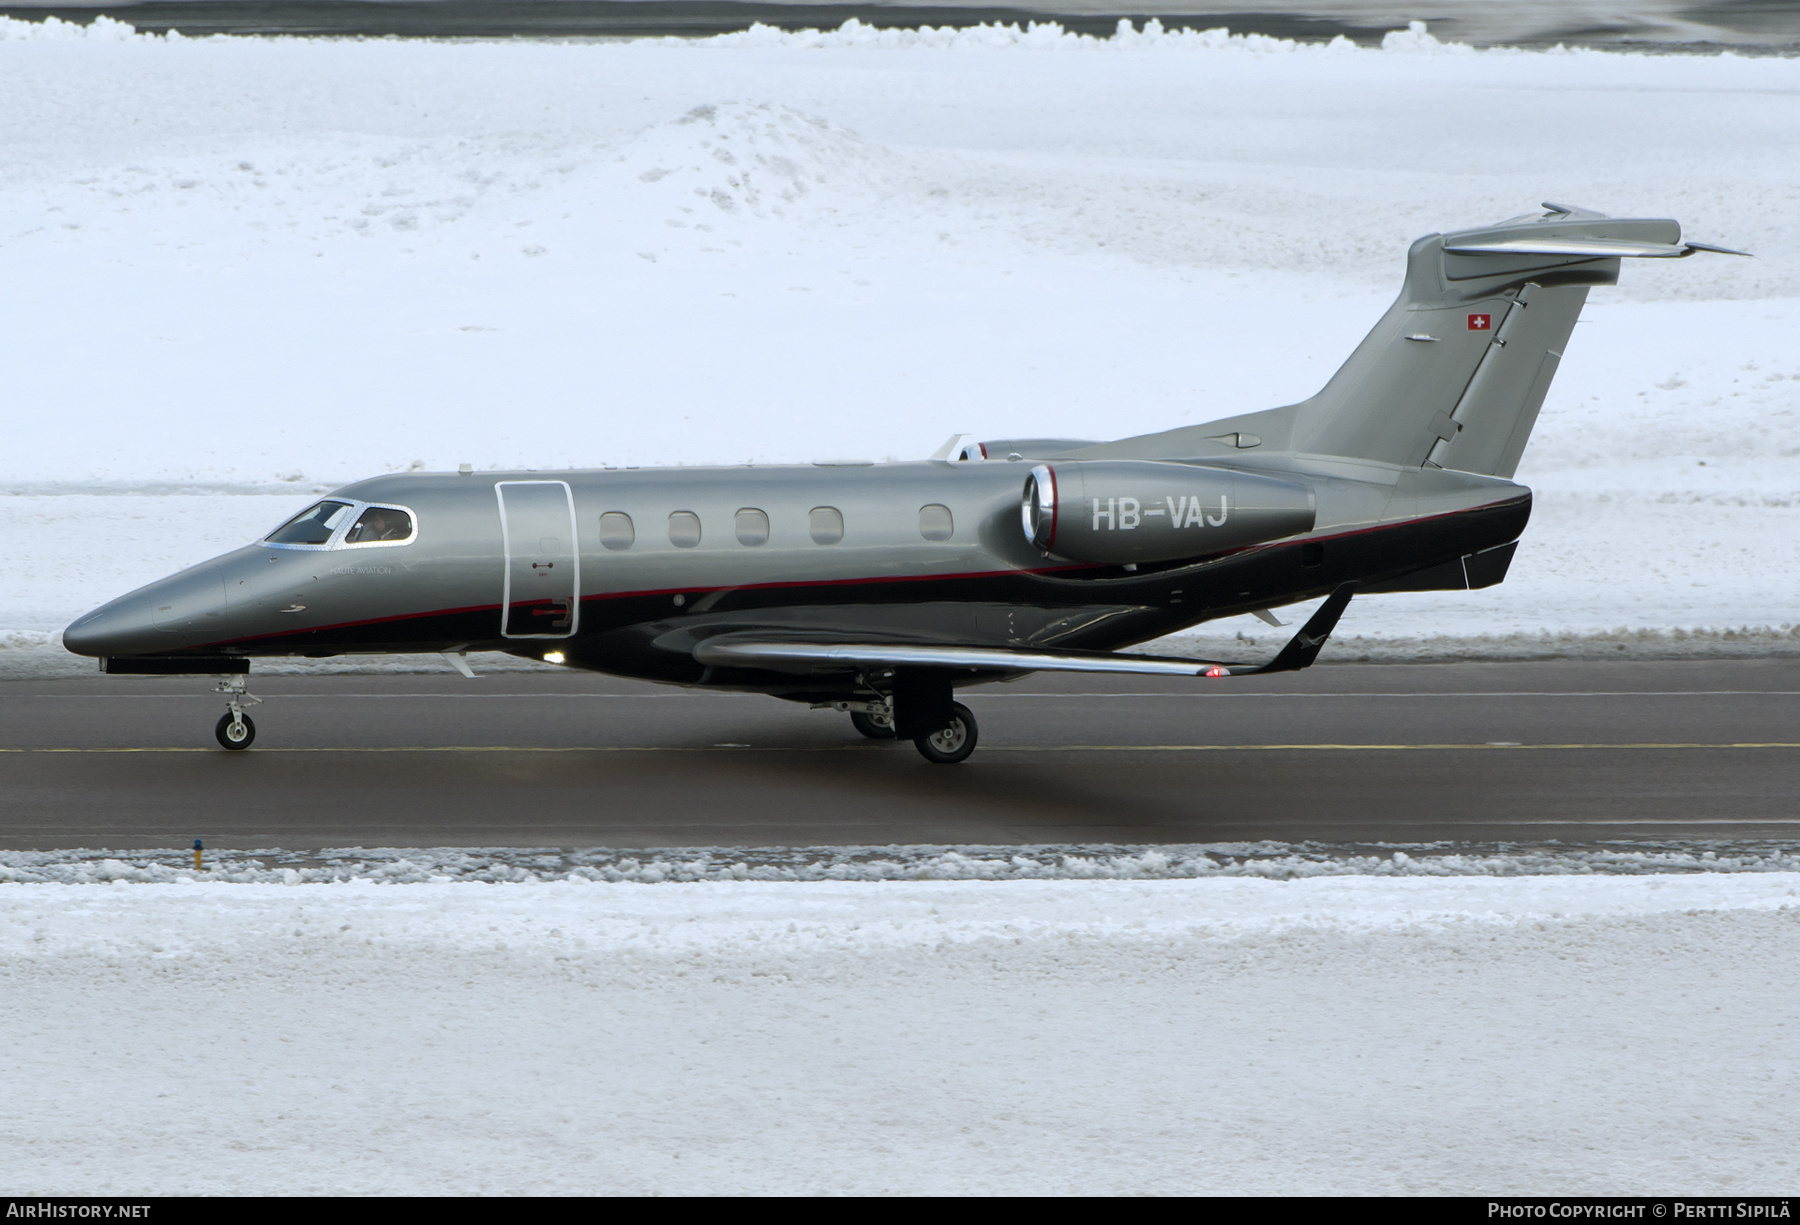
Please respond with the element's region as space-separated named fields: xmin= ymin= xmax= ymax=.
xmin=214 ymin=674 xmax=262 ymax=750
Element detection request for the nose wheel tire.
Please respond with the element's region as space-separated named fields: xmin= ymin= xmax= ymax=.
xmin=913 ymin=702 xmax=978 ymax=764
xmin=850 ymin=710 xmax=896 ymax=739
xmin=215 ymin=712 xmax=256 ymax=750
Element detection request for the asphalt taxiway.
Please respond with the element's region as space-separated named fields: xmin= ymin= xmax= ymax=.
xmin=2 ymin=658 xmax=1796 ymax=849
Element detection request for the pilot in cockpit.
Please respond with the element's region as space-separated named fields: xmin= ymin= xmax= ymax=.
xmin=345 ymin=507 xmax=412 ymax=544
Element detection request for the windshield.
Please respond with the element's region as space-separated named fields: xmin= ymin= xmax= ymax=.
xmin=266 ymin=501 xmax=353 ymax=546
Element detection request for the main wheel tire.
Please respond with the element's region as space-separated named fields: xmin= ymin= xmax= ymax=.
xmin=850 ymin=710 xmax=896 ymax=740
xmin=913 ymin=702 xmax=978 ymax=764
xmin=215 ymin=712 xmax=256 ymax=750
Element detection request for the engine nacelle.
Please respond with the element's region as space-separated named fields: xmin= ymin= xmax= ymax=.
xmin=1021 ymin=461 xmax=1315 ymax=564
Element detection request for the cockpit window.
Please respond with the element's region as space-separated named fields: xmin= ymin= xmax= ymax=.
xmin=344 ymin=507 xmax=414 ymax=545
xmin=266 ymin=501 xmax=353 ymax=546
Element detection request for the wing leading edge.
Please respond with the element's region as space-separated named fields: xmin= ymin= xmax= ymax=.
xmin=693 ymin=584 xmax=1358 ymax=679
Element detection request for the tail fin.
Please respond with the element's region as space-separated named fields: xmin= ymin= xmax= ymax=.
xmin=1083 ymin=205 xmax=1738 ymax=477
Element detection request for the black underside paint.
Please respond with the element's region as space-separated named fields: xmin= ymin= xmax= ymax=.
xmin=102 ymin=655 xmax=251 ymax=676
xmin=1360 ymin=538 xmax=1519 ymax=594
xmin=186 ymin=496 xmax=1531 ymax=696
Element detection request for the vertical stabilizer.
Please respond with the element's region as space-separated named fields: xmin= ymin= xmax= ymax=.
xmin=1080 ymin=206 xmax=1732 ymax=477
xmin=1290 ymin=239 xmax=1595 ymax=477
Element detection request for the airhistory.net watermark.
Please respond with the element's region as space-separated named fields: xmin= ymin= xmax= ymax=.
xmin=5 ymin=1207 xmax=151 ymax=1219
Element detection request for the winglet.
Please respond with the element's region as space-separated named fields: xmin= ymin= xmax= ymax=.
xmin=1239 ymin=583 xmax=1357 ymax=675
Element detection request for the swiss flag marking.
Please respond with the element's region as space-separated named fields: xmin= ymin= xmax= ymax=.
xmin=1468 ymin=313 xmax=1492 ymax=331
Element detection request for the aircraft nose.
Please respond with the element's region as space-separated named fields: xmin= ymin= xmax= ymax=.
xmin=62 ymin=597 xmax=155 ymax=658
xmin=63 ymin=564 xmax=228 ymax=658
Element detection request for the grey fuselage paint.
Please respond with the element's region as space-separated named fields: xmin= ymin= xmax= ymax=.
xmin=63 ymin=457 xmax=1528 ymax=700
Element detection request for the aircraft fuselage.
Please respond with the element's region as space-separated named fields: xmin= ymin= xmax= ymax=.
xmin=65 ymin=456 xmax=1528 ymax=702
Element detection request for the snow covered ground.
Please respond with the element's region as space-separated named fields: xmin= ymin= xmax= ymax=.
xmin=1 ymin=18 xmax=1796 ymax=671
xmin=8 ymin=841 xmax=1800 ymax=882
xmin=1 ymin=872 xmax=1796 ymax=1194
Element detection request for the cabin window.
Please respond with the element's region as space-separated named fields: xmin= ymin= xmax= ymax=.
xmin=735 ymin=508 xmax=770 ymax=547
xmin=809 ymin=506 xmax=844 ymax=545
xmin=668 ymin=511 xmax=702 ymax=548
xmin=344 ymin=506 xmax=414 ymax=545
xmin=919 ymin=503 xmax=954 ymax=542
xmin=266 ymin=501 xmax=353 ymax=546
xmin=598 ymin=511 xmax=635 ymax=551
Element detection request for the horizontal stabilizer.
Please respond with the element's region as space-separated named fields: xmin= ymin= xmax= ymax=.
xmin=1682 ymin=240 xmax=1753 ymax=257
xmin=1432 ymin=239 xmax=1742 ymax=260
xmin=1442 ymin=237 xmax=1748 ymax=259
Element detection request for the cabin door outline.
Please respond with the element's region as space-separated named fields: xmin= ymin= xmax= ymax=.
xmin=496 ymin=480 xmax=580 ymax=639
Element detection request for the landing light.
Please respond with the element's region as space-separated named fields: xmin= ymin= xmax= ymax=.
xmin=543 ymin=651 xmax=565 ymax=665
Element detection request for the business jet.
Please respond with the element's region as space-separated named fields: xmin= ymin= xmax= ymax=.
xmin=63 ymin=204 xmax=1739 ymax=761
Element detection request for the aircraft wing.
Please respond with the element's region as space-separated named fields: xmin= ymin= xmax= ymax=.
xmin=696 ymin=637 xmax=1231 ymax=677
xmin=693 ymin=584 xmax=1357 ymax=679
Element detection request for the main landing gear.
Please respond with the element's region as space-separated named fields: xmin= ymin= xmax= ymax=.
xmin=822 ymin=697 xmax=980 ymax=765
xmin=213 ymin=674 xmax=262 ymax=750
xmin=914 ymin=703 xmax=978 ymax=765
xmin=849 ymin=708 xmax=895 ymax=739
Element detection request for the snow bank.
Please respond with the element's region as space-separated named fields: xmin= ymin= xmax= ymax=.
xmin=6 ymin=842 xmax=1800 ymax=884
xmin=1 ymin=873 xmax=1796 ymax=1194
xmin=614 ymin=100 xmax=896 ymax=224
xmin=705 ymin=15 xmax=1388 ymax=54
xmin=0 ymin=14 xmax=166 ymax=43
xmin=6 ymin=873 xmax=1797 ymax=952
xmin=0 ymin=14 xmax=1514 ymax=55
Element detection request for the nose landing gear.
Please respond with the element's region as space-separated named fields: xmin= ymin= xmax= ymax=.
xmin=214 ymin=675 xmax=262 ymax=750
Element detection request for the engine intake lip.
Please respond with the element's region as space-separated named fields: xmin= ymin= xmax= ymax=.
xmin=1022 ymin=465 xmax=1057 ymax=552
